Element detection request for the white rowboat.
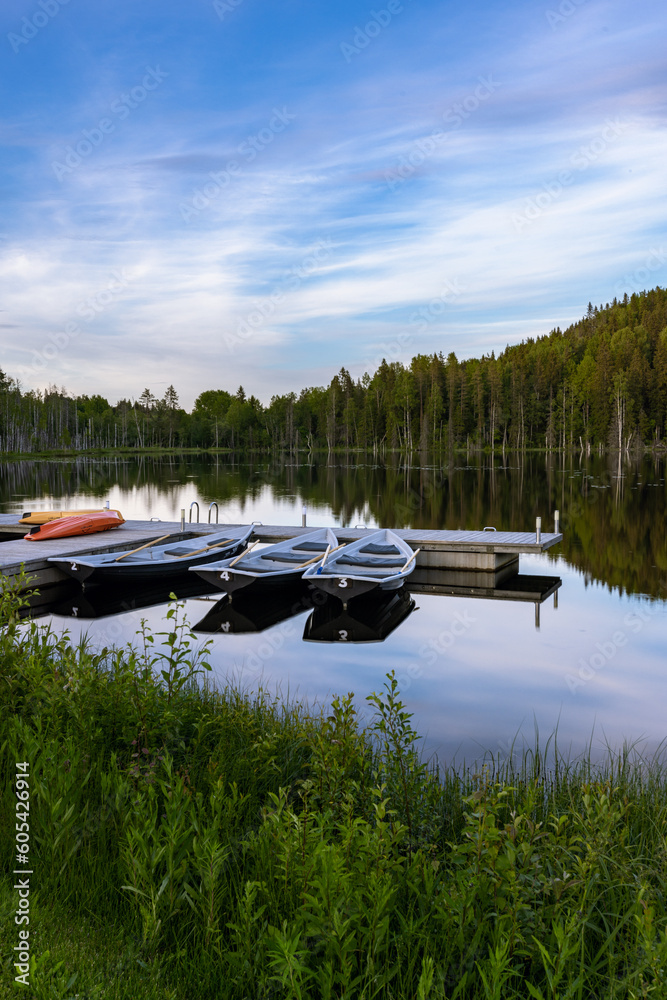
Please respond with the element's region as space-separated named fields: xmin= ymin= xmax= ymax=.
xmin=302 ymin=529 xmax=418 ymax=602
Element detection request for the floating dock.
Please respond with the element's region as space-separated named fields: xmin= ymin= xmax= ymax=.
xmin=0 ymin=515 xmax=562 ymax=592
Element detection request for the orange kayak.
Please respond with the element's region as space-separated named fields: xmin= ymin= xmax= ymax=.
xmin=25 ymin=511 xmax=125 ymax=541
xmin=20 ymin=509 xmax=123 ymax=525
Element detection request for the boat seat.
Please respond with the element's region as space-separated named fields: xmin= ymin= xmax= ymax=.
xmin=335 ymin=555 xmax=406 ymax=567
xmin=243 ymin=563 xmax=295 ymax=574
xmin=163 ymin=539 xmax=233 ymax=557
xmin=359 ymin=543 xmax=401 ymax=555
xmin=109 ymin=553 xmax=157 ymax=563
xmin=260 ymin=552 xmax=314 ymax=563
xmin=293 ymin=541 xmax=329 ymax=551
xmin=325 ymin=563 xmax=403 ymax=577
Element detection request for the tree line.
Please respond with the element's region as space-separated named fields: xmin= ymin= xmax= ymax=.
xmin=2 ymin=287 xmax=666 ymax=455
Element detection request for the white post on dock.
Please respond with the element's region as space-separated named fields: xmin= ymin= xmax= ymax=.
xmin=536 ymin=516 xmax=542 ymax=543
xmin=180 ymin=508 xmax=185 ymax=532
xmin=302 ymin=505 xmax=307 ymax=528
xmin=554 ymin=509 xmax=560 ymax=534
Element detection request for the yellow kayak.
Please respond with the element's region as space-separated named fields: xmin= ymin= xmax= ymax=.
xmin=19 ymin=509 xmax=124 ymax=525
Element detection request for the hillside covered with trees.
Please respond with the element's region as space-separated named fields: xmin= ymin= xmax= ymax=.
xmin=2 ymin=288 xmax=666 ymax=455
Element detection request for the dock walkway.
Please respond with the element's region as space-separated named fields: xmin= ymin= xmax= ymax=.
xmin=0 ymin=515 xmax=562 ymax=590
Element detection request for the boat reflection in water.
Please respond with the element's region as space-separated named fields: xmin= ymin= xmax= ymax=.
xmin=191 ymin=582 xmax=418 ymax=642
xmin=192 ymin=584 xmax=316 ymax=634
xmin=303 ymin=587 xmax=417 ymax=644
xmin=48 ymin=577 xmax=216 ymax=619
xmin=30 ymin=564 xmax=561 ymax=642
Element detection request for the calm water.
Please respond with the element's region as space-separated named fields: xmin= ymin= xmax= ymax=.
xmin=2 ymin=453 xmax=666 ymax=764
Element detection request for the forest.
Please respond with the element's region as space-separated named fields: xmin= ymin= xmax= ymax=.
xmin=2 ymin=287 xmax=666 ymax=455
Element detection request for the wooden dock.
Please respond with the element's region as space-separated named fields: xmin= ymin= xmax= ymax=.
xmin=0 ymin=515 xmax=562 ymax=591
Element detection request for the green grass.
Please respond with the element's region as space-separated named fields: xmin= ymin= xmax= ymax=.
xmin=1 ymin=575 xmax=666 ymax=999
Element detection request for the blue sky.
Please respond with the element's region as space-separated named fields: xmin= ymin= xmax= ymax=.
xmin=1 ymin=0 xmax=665 ymax=407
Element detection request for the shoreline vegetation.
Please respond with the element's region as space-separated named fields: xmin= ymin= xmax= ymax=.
xmin=3 ymin=289 xmax=667 ymax=457
xmin=2 ymin=439 xmax=667 ymax=462
xmin=1 ymin=578 xmax=666 ymax=998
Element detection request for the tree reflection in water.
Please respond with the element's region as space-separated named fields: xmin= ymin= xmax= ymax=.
xmin=0 ymin=452 xmax=664 ymax=599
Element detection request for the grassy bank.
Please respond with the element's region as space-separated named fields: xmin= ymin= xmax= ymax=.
xmin=0 ymin=447 xmax=232 ymax=461
xmin=1 ymin=580 xmax=666 ymax=999
xmin=3 ymin=444 xmax=667 ymax=462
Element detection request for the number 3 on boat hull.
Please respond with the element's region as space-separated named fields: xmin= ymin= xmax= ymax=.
xmin=314 ymin=574 xmax=380 ymax=602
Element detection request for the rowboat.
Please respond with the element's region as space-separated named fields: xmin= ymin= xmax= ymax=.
xmin=302 ymin=529 xmax=419 ymax=603
xmin=25 ymin=510 xmax=125 ymax=541
xmin=190 ymin=527 xmax=339 ymax=595
xmin=20 ymin=509 xmax=123 ymax=525
xmin=303 ymin=587 xmax=416 ymax=643
xmin=47 ymin=525 xmax=254 ymax=584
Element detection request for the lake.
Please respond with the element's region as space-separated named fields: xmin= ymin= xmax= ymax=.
xmin=2 ymin=452 xmax=666 ymax=765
